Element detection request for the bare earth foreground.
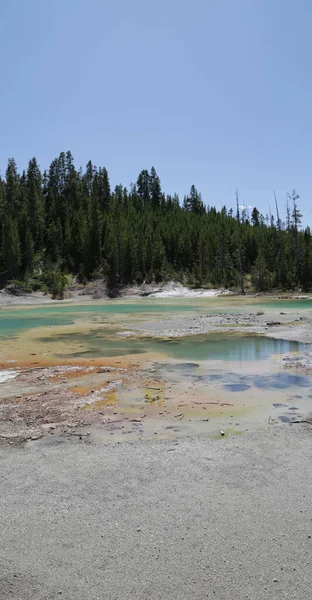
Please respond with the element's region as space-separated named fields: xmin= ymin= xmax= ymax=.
xmin=1 ymin=291 xmax=312 ymax=599
xmin=1 ymin=426 xmax=312 ymax=600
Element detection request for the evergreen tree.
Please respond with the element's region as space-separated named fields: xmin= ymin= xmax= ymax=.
xmin=149 ymin=167 xmax=161 ymax=207
xmin=251 ymin=207 xmax=260 ymax=227
xmin=137 ymin=170 xmax=150 ymax=209
xmin=0 ymin=151 xmax=310 ymax=293
xmin=26 ymin=157 xmax=44 ymax=253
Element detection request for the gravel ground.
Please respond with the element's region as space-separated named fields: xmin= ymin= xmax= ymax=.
xmin=1 ymin=426 xmax=312 ymax=600
xmin=132 ymin=310 xmax=312 ymax=343
xmin=0 ymin=282 xmax=227 ymax=306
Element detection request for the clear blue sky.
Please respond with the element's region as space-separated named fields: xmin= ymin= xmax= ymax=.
xmin=1 ymin=0 xmax=311 ymax=223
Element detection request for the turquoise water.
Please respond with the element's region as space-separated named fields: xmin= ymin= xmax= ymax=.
xmin=160 ymin=335 xmax=308 ymax=362
xmin=0 ymin=299 xmax=311 ymax=364
xmin=0 ymin=302 xmax=198 ymax=337
xmin=0 ymin=313 xmax=75 ymax=337
xmin=255 ymin=299 xmax=312 ymax=310
xmin=1 ymin=296 xmax=311 ymax=338
xmin=39 ymin=330 xmax=308 ymax=361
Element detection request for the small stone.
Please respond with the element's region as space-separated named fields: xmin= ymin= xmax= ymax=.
xmin=30 ymin=433 xmax=42 ymax=440
xmin=273 ymin=578 xmax=278 ymax=582
xmin=137 ymin=527 xmax=141 ymax=532
xmin=220 ymin=431 xmax=225 ymax=436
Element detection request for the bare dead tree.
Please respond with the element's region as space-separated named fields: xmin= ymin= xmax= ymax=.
xmin=273 ymin=190 xmax=281 ymax=232
xmin=236 ymin=191 xmax=245 ymax=294
xmin=273 ymin=190 xmax=283 ymax=287
xmin=288 ymin=190 xmax=302 ymax=287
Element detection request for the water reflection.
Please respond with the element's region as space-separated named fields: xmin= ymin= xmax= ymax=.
xmin=160 ymin=335 xmax=307 ymax=362
xmin=39 ymin=329 xmax=309 ymax=363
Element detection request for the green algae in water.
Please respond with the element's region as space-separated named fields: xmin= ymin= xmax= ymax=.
xmin=0 ymin=312 xmax=75 ymax=338
xmin=44 ymin=329 xmax=309 ymax=362
xmin=159 ymin=334 xmax=308 ymax=362
xmin=0 ymin=301 xmax=199 ymax=338
xmin=255 ymin=299 xmax=312 ymax=310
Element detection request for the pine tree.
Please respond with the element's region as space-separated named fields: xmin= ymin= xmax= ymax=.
xmin=26 ymin=157 xmax=44 ymax=252
xmin=251 ymin=207 xmax=260 ymax=227
xmin=149 ymin=167 xmax=161 ymax=207
xmin=137 ymin=170 xmax=150 ymax=209
xmin=2 ymin=217 xmax=21 ymax=279
xmin=183 ymin=185 xmax=205 ymax=214
xmin=0 ymin=151 xmax=311 ymax=293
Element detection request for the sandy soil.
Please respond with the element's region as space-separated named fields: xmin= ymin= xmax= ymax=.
xmin=1 ymin=427 xmax=312 ymax=600
xmin=1 ymin=296 xmax=312 ymax=598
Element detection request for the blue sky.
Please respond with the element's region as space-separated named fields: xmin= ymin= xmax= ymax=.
xmin=1 ymin=0 xmax=311 ymax=224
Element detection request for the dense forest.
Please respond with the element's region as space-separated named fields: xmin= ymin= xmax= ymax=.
xmin=0 ymin=151 xmax=311 ymax=296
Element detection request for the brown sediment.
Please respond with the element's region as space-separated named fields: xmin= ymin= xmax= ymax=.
xmin=0 ymin=354 xmax=145 ymax=373
xmin=0 ymin=357 xmax=251 ymax=445
xmin=1 ymin=295 xmax=312 ymax=445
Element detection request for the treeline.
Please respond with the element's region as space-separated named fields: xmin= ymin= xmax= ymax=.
xmin=0 ymin=151 xmax=311 ymax=295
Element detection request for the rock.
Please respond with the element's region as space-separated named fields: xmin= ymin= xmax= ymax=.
xmin=220 ymin=430 xmax=225 ymax=436
xmin=99 ymin=366 xmax=126 ymax=373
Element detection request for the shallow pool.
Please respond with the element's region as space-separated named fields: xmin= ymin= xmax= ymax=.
xmin=38 ymin=329 xmax=309 ymax=362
